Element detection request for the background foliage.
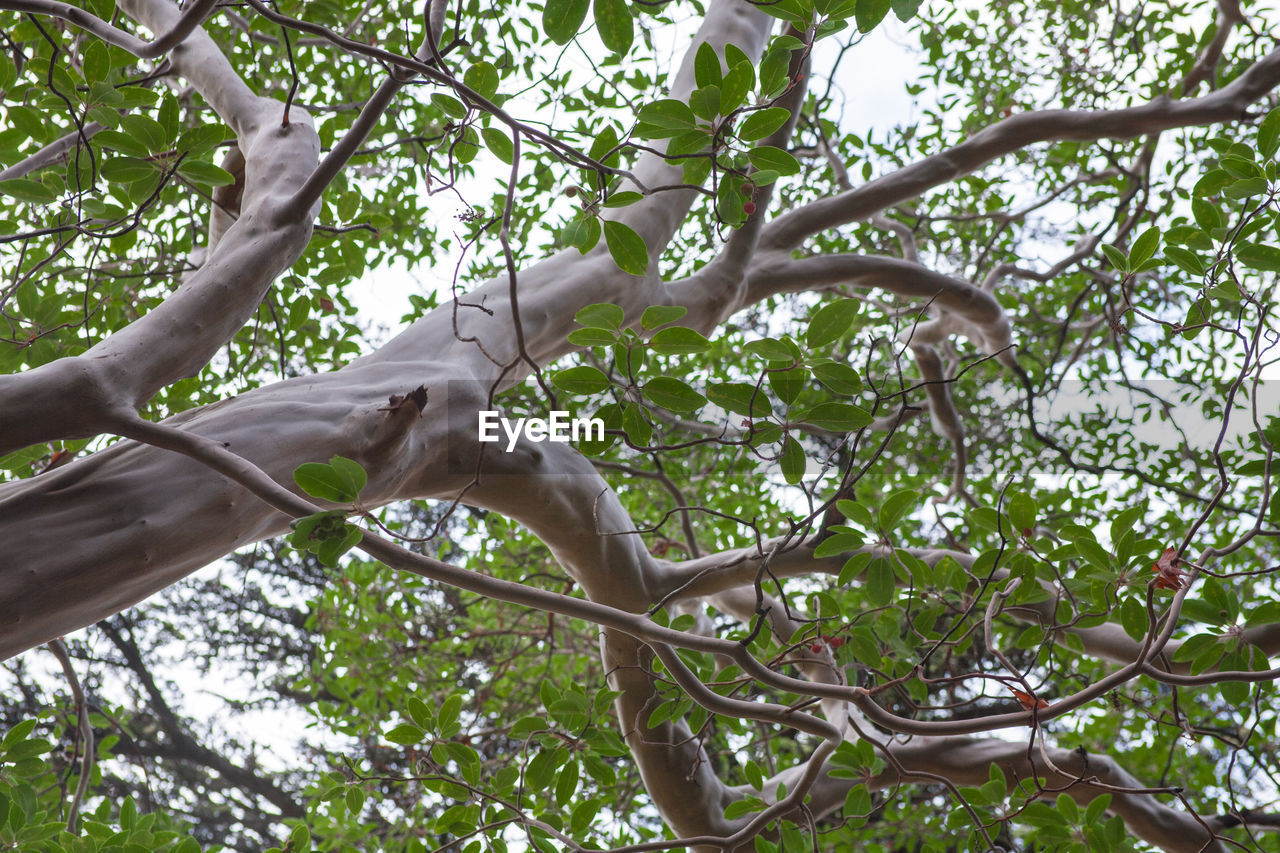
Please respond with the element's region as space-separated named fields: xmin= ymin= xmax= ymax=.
xmin=4 ymin=0 xmax=1280 ymax=850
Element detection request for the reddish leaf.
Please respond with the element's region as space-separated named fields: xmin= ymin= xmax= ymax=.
xmin=38 ymin=450 xmax=74 ymax=474
xmin=1011 ymin=688 xmax=1049 ymax=711
xmin=1152 ymin=547 xmax=1184 ymax=590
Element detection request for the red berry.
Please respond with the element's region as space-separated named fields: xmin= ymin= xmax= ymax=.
xmin=828 ymin=637 xmax=845 ymax=649
xmin=742 ymin=202 xmax=756 ymax=215
xmin=809 ymin=643 xmax=823 ymax=654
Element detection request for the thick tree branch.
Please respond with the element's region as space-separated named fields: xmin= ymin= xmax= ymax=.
xmin=2 ymin=0 xmax=219 ymax=60
xmin=0 ymin=0 xmax=319 ymax=456
xmin=760 ymin=46 xmax=1280 ymax=250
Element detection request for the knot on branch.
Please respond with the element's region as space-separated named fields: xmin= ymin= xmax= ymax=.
xmin=379 ymin=385 xmax=428 ymax=416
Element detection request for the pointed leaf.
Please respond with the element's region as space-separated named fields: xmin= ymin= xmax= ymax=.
xmin=594 ymin=0 xmax=633 ymax=55
xmin=603 ymin=219 xmax=648 ymax=275
xmin=544 ymin=0 xmax=590 ymax=44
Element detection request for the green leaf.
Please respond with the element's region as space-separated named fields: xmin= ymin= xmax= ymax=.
xmin=806 ymin=299 xmax=860 ymax=348
xmin=329 ymin=456 xmax=368 ymax=496
xmin=290 ymin=825 xmax=311 ymax=853
xmin=812 ymin=361 xmax=862 ymax=395
xmin=708 ymin=382 xmax=771 ymax=417
xmin=315 ymin=523 xmax=362 ymax=566
xmin=575 ymin=303 xmax=624 ymax=329
xmin=745 ymin=338 xmax=798 ymax=363
xmin=1127 ymin=227 xmax=1160 ymax=269
xmin=293 ymin=456 xmax=365 ymax=503
xmin=439 ymin=693 xmax=463 ymax=735
xmin=1007 ymin=490 xmax=1037 ymax=533
xmin=768 ymin=366 xmax=803 ymax=405
xmin=177 ymin=124 xmax=226 ymax=157
xmin=844 ymin=783 xmax=872 ymax=816
xmin=346 ymin=786 xmax=366 ymax=815
xmin=666 ymin=127 xmax=713 ymax=157
xmin=891 ymin=0 xmax=923 ymax=20
xmin=119 ymin=114 xmax=166 ymax=153
xmin=1164 ymin=246 xmax=1206 ymax=276
xmin=866 ymin=558 xmax=895 ymax=605
xmin=802 ymin=402 xmax=871 ymax=432
xmin=543 ymin=0 xmax=590 ymax=43
xmin=621 ymin=401 xmax=653 ymax=446
xmin=158 ymin=95 xmax=179 ymax=144
xmin=0 ymin=179 xmax=57 ymax=204
xmin=748 ymin=145 xmax=801 ymax=176
xmin=877 ymin=489 xmax=916 ymax=532
xmin=649 ymin=326 xmax=710 ymax=354
xmin=780 ymin=434 xmax=805 ymax=484
xmin=738 ymin=107 xmax=791 ymax=141
xmin=689 ymin=85 xmax=721 ymax=121
xmin=562 ymin=214 xmax=601 ymax=253
xmin=552 ymin=365 xmax=611 ymax=395
xmin=1056 ymin=793 xmax=1080 ymax=823
xmin=482 ymin=126 xmax=514 ymax=164
xmin=1236 ymin=242 xmax=1280 ymax=272
xmin=1193 ymin=169 xmax=1230 ymax=197
xmin=1100 ymin=243 xmax=1129 ymax=272
xmin=104 ymin=156 xmax=161 ymax=184
xmin=813 ymin=533 xmax=864 ymax=558
xmin=406 ymin=697 xmax=434 ymax=729
xmin=603 ymin=190 xmax=643 ymax=208
xmin=385 ymin=724 xmax=426 ymax=745
xmin=177 ymin=160 xmax=235 ymax=187
xmin=855 ymin=0 xmax=891 ymax=31
xmin=567 ymin=327 xmax=616 ymax=347
xmin=593 ymin=0 xmax=633 ymax=55
xmin=84 ymin=41 xmax=110 ymax=82
xmin=464 ymin=61 xmax=500 ymax=100
xmin=721 ymin=60 xmax=754 ymax=112
xmin=694 ymin=41 xmax=722 ymax=88
xmin=640 ymin=304 xmax=688 ymax=329
xmin=455 ymin=127 xmax=481 ymax=164
xmin=636 ymin=99 xmax=696 ymax=134
xmin=755 ymin=0 xmax=809 ymax=24
xmin=603 ymin=219 xmax=648 ymax=275
xmin=94 ymin=129 xmax=151 ymax=157
xmin=1223 ymin=176 xmax=1267 ymax=198
xmin=555 ymin=760 xmax=579 ymax=805
xmin=1171 ymin=633 xmax=1219 ymax=663
xmin=1260 ymin=105 xmax=1280 ymax=159
xmin=643 ymin=377 xmax=706 ymax=412
xmin=1191 ymin=197 xmax=1222 ymax=231
xmin=571 ymin=798 xmax=600 ymax=834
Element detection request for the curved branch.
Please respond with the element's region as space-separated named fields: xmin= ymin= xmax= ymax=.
xmin=0 ymin=0 xmax=320 ymax=456
xmin=2 ymin=0 xmax=220 ymax=60
xmin=761 ymin=46 xmax=1280 ymax=250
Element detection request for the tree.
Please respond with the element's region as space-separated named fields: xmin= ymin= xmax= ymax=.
xmin=3 ymin=0 xmax=1280 ymax=849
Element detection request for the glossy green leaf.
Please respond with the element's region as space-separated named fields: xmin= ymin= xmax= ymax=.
xmin=593 ymin=0 xmax=633 ymax=55
xmin=603 ymin=219 xmax=648 ymax=275
xmin=551 ymin=365 xmax=611 ymax=394
xmin=643 ymin=376 xmax=706 ymax=412
xmin=543 ymin=0 xmax=590 ymax=43
xmin=649 ymin=326 xmax=710 ymax=354
xmin=738 ymin=107 xmax=791 ymax=141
